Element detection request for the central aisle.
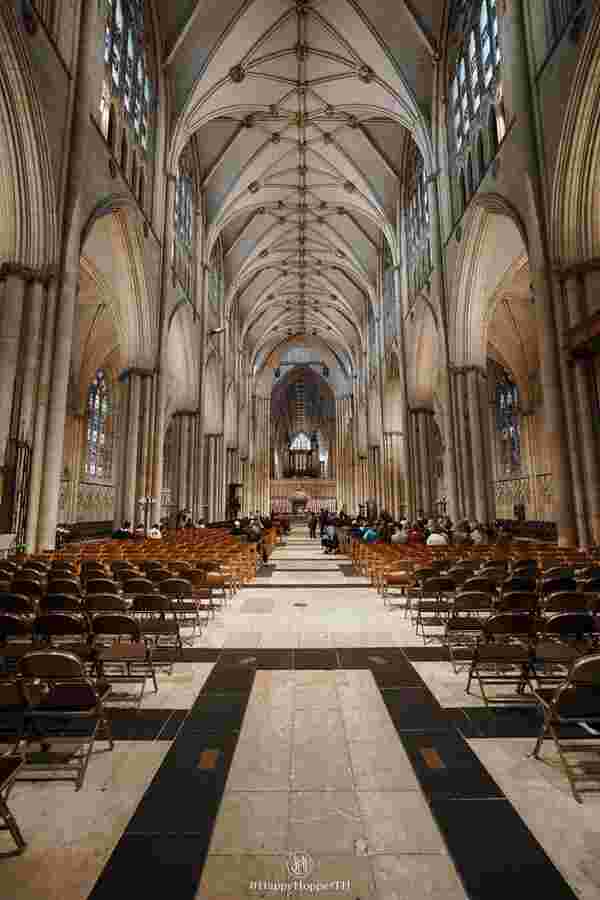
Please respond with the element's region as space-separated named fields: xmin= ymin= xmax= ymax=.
xmin=199 ymin=524 xmax=421 ymax=650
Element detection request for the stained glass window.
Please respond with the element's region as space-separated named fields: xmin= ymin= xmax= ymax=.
xmin=174 ymin=170 xmax=194 ymax=248
xmin=449 ymin=0 xmax=502 ymax=157
xmin=101 ymin=0 xmax=155 ymax=155
xmin=290 ymin=432 xmax=311 ymax=451
xmin=495 ymin=372 xmax=521 ymax=473
xmin=86 ymin=370 xmax=112 ymax=478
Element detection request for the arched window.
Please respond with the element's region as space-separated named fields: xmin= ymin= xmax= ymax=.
xmin=85 ymin=370 xmax=112 ymax=478
xmin=107 ymin=104 xmax=117 ymax=152
xmin=494 ymin=368 xmax=521 ymax=474
xmin=290 ymin=432 xmax=311 ymax=451
xmin=459 ymin=171 xmax=467 ymax=213
xmin=488 ymin=106 xmax=499 ymax=157
xmin=477 ymin=132 xmax=485 ymax=180
xmin=448 ymin=1 xmax=502 ymax=160
xmin=175 ymin=169 xmax=193 ymax=248
xmin=466 ymin=155 xmax=474 ymax=197
xmin=138 ymin=168 xmax=145 ymax=208
xmin=120 ymin=132 xmax=128 ymax=174
xmin=102 ymin=0 xmax=155 ymax=156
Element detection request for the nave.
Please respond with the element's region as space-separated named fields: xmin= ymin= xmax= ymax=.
xmin=1 ymin=527 xmax=598 ymax=900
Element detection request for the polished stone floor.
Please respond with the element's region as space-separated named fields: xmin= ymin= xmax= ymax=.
xmin=1 ymin=527 xmax=599 ymax=899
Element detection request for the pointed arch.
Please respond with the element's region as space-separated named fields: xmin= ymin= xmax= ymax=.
xmin=551 ymin=4 xmax=600 ymax=264
xmin=0 ymin=4 xmax=58 ymax=268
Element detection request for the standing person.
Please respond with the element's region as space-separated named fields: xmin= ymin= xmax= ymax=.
xmin=308 ymin=513 xmax=318 ymax=539
xmin=319 ymin=508 xmax=328 ymax=536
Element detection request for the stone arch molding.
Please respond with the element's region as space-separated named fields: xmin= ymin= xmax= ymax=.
xmin=0 ymin=5 xmax=58 ymax=269
xmin=552 ymin=5 xmax=600 ymax=265
xmin=451 ymin=194 xmax=528 ymax=369
xmin=80 ymin=202 xmax=158 ymax=371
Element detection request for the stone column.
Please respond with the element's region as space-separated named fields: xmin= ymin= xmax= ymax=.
xmin=467 ymin=368 xmax=488 ymax=523
xmin=427 ymin=173 xmax=459 ymax=522
xmin=151 ymin=173 xmax=177 ymax=524
xmin=455 ymin=369 xmax=475 ymax=519
xmin=37 ymin=0 xmax=100 ymax=549
xmin=501 ymin=0 xmax=577 ymax=545
xmin=135 ymin=374 xmax=153 ymax=522
xmin=450 ymin=371 xmax=465 ymax=517
xmin=26 ymin=278 xmax=57 ymax=550
xmin=111 ymin=378 xmax=127 ymax=531
xmin=0 ymin=271 xmax=27 ymax=464
xmin=565 ymin=275 xmax=600 ymax=543
xmin=122 ymin=373 xmax=141 ymax=526
xmin=417 ymin=410 xmax=433 ymax=516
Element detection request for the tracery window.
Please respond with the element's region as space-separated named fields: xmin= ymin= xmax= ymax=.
xmin=173 ymin=167 xmax=194 ymax=296
xmin=448 ymin=0 xmax=502 ymax=213
xmin=290 ymin=432 xmax=311 ymax=451
xmin=495 ymin=370 xmax=521 ymax=474
xmin=100 ymin=0 xmax=155 ymax=206
xmin=85 ymin=370 xmax=112 ymax=479
xmin=405 ymin=148 xmax=431 ymax=298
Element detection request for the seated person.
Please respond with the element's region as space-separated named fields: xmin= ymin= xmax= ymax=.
xmin=426 ymin=527 xmax=448 ymax=546
xmin=361 ymin=524 xmax=379 ymax=544
xmin=148 ymin=523 xmax=162 ymax=539
xmin=112 ymin=520 xmax=132 ymax=539
xmin=471 ymin=523 xmax=487 ymax=545
xmin=391 ymin=524 xmax=408 ymax=544
xmin=195 ymin=519 xmax=207 ymax=529
xmin=407 ymin=523 xmax=426 ymax=545
xmin=230 ymin=519 xmax=244 ymax=536
xmin=322 ymin=522 xmax=339 ymax=553
xmin=134 ymin=521 xmax=145 ymax=537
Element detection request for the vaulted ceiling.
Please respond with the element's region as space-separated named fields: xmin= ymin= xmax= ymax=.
xmin=160 ymin=0 xmax=446 ymax=378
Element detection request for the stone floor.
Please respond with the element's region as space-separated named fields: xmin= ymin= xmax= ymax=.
xmin=1 ymin=527 xmax=599 ymax=899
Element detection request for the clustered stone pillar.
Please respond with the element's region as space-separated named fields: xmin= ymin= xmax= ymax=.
xmin=0 ymin=267 xmax=54 ymax=547
xmin=561 ymin=274 xmax=600 ymax=545
xmin=252 ymin=397 xmax=270 ymax=516
xmin=383 ymin=432 xmax=405 ymax=520
xmin=112 ymin=370 xmax=155 ymax=529
xmin=336 ymin=395 xmax=354 ymax=514
xmin=426 ymin=172 xmax=459 ymax=523
xmin=409 ymin=409 xmax=435 ymax=518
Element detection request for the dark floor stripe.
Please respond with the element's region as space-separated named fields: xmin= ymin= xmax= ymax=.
xmin=87 ymin=664 xmax=252 ymax=900
xmin=375 ymin=652 xmax=579 ymax=900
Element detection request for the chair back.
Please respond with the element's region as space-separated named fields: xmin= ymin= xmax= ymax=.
xmin=544 ymin=612 xmax=597 ymax=640
xmin=34 ymin=612 xmax=89 ymax=640
xmin=92 ymin=613 xmax=142 ymax=640
xmin=0 ymin=592 xmax=36 ymax=616
xmin=47 ymin=578 xmax=82 ymax=597
xmin=422 ymin=576 xmax=456 ymax=595
xmin=483 ymin=612 xmax=536 ymax=639
xmin=19 ymin=648 xmax=85 ymax=680
xmin=568 ymin=653 xmax=600 ymax=685
xmin=0 ymin=613 xmax=33 ymax=640
xmin=502 ymin=575 xmax=537 ymax=594
xmin=160 ymin=578 xmax=192 ymax=598
xmin=543 ymin=591 xmax=587 ymax=614
xmin=41 ymin=593 xmax=83 ymax=613
xmin=462 ymin=577 xmax=497 ymax=594
xmin=123 ymin=577 xmax=154 ymax=594
xmin=132 ymin=594 xmax=171 ymax=614
xmin=495 ymin=592 xmax=538 ymax=613
xmin=86 ymin=594 xmax=127 ymax=613
xmin=11 ymin=578 xmax=44 ymax=599
xmin=541 ymin=576 xmax=577 ymax=596
xmin=454 ymin=591 xmax=494 ymax=612
xmin=86 ymin=578 xmax=120 ymax=595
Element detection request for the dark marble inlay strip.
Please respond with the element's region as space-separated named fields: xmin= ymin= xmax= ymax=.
xmin=87 ymin=662 xmax=253 ymax=900
xmin=376 ymin=649 xmax=578 ymax=900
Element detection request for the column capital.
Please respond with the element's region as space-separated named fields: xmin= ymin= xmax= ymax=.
xmin=0 ymin=262 xmax=57 ymax=285
xmin=118 ymin=367 xmax=155 ymax=382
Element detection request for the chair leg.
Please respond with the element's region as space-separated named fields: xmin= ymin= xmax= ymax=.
xmin=0 ymin=794 xmax=26 ymax=852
